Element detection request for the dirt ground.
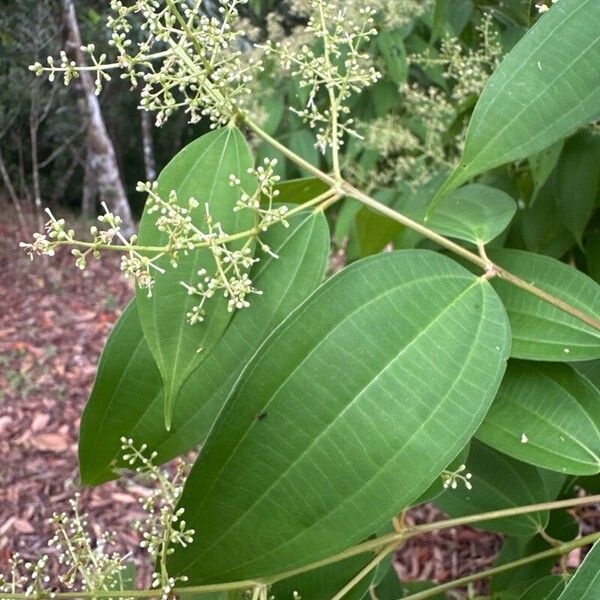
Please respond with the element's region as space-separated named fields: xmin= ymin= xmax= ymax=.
xmin=0 ymin=211 xmax=596 ymax=595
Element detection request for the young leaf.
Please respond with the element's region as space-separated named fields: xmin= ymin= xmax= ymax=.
xmin=433 ymin=0 xmax=600 ymax=206
xmin=425 ymin=183 xmax=517 ymax=244
xmin=136 ymin=127 xmax=256 ymax=429
xmin=169 ymin=250 xmax=511 ymax=583
xmin=488 ymin=249 xmax=600 ymax=361
xmin=476 ymin=361 xmax=600 ymax=475
xmin=435 ymin=441 xmax=550 ymax=537
xmin=556 ymin=541 xmax=600 ymax=599
xmin=79 ymin=213 xmax=329 ymax=485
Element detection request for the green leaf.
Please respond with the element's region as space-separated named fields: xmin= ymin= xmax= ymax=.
xmin=528 ymin=140 xmax=564 ymax=205
xmin=372 ymin=562 xmax=444 ymax=600
xmin=136 ymin=127 xmax=256 ymax=428
xmin=434 ymin=0 xmax=600 ymax=206
xmin=169 ymin=250 xmax=511 ymax=583
xmin=488 ymin=249 xmax=600 ymax=361
xmin=79 ymin=213 xmax=330 ymax=485
xmin=492 ymin=535 xmax=555 ymax=600
xmin=557 ymin=541 xmax=600 ymax=599
xmin=356 ymin=190 xmax=404 ymax=256
xmin=425 ymin=183 xmax=517 ymax=244
xmin=555 ymin=131 xmax=600 ymax=246
xmin=412 ymin=443 xmax=471 ymax=506
xmin=508 ymin=176 xmax=574 ymax=258
xmin=435 ymin=441 xmax=550 ymax=537
xmin=476 ymin=361 xmax=600 ymax=475
xmin=289 ymin=129 xmax=320 ymax=172
xmin=273 ymin=177 xmax=329 ymax=205
xmin=518 ymin=576 xmax=565 ymax=600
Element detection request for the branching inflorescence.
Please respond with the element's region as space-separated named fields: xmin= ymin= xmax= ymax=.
xmin=261 ymin=2 xmax=381 ymax=164
xmin=21 ymin=157 xmax=289 ymax=325
xmin=0 ymin=443 xmax=193 ymax=600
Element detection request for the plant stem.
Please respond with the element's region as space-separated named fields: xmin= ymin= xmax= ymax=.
xmin=330 ymin=543 xmax=398 ymax=600
xmin=265 ymin=494 xmax=600 ymax=586
xmin=496 ymin=266 xmax=600 ymax=331
xmin=2 ymin=495 xmax=598 ymax=600
xmin=401 ymin=531 xmax=600 ymax=600
xmin=243 ymin=115 xmax=600 ymax=333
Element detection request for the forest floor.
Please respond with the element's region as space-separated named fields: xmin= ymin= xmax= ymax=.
xmin=0 ymin=211 xmax=597 ymax=595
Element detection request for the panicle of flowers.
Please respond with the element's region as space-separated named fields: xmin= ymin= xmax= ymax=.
xmin=30 ymin=0 xmax=263 ymax=128
xmin=179 ymin=207 xmax=259 ymax=324
xmin=22 ymin=161 xmax=292 ymax=327
xmin=0 ymin=553 xmax=52 ymax=599
xmin=48 ymin=494 xmax=128 ymax=593
xmin=121 ymin=439 xmax=193 ymax=600
xmin=441 ymin=464 xmax=473 ymax=491
xmin=19 ymin=204 xmax=161 ymax=296
xmin=261 ymin=1 xmax=381 ymax=154
xmin=412 ymin=13 xmax=502 ymax=103
xmin=232 ymin=158 xmax=289 ymax=235
xmin=354 ymin=14 xmax=501 ymax=190
xmin=367 ymin=0 xmax=434 ymax=28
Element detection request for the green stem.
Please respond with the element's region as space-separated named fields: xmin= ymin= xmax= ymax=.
xmin=401 ymin=531 xmax=600 ymax=600
xmin=330 ymin=543 xmax=397 ymax=600
xmin=1 ymin=495 xmax=598 ymax=600
xmin=496 ymin=266 xmax=600 ymax=331
xmin=243 ymin=115 xmax=600 ymax=333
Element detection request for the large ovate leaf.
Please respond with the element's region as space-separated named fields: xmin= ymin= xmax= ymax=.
xmin=425 ymin=183 xmax=516 ymax=244
xmin=557 ymin=541 xmax=600 ymax=599
xmin=79 ymin=213 xmax=329 ymax=485
xmin=435 ymin=441 xmax=549 ymax=537
xmin=136 ymin=127 xmax=256 ymax=428
xmin=169 ymin=250 xmax=511 ymax=583
xmin=488 ymin=249 xmax=600 ymax=361
xmin=434 ymin=0 xmax=600 ymax=206
xmin=476 ymin=361 xmax=600 ymax=475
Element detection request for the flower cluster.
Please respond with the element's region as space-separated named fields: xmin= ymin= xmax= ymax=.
xmin=413 ymin=14 xmax=502 ymax=103
xmin=0 ymin=554 xmax=51 ymax=599
xmin=20 ymin=204 xmax=161 ymax=296
xmin=22 ymin=161 xmax=291 ymax=325
xmin=356 ymin=13 xmax=502 ymax=190
xmin=48 ymin=496 xmax=127 ymax=593
xmin=121 ymin=439 xmax=194 ymax=599
xmin=31 ymin=0 xmax=263 ymax=128
xmin=262 ymin=1 xmax=381 ymax=155
xmin=0 ymin=443 xmax=193 ymax=600
xmin=441 ymin=464 xmax=473 ymax=491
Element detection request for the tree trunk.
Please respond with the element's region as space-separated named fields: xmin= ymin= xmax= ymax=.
xmin=62 ymin=0 xmax=135 ymax=236
xmin=0 ymin=146 xmax=29 ymax=234
xmin=140 ymin=109 xmax=157 ymax=182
